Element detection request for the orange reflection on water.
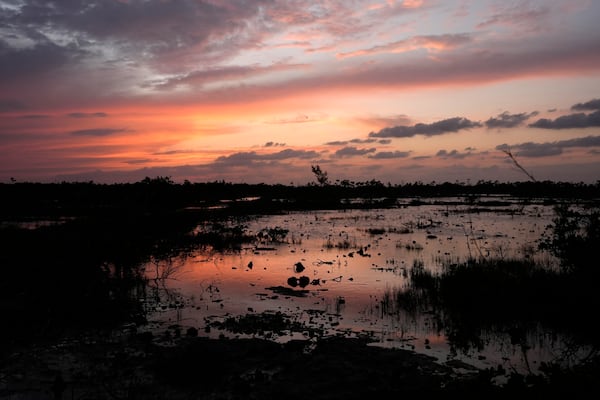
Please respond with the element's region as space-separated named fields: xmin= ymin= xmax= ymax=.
xmin=144 ymin=200 xmax=565 ymax=373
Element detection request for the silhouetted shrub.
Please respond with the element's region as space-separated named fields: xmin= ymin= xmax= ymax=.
xmin=540 ymin=204 xmax=600 ymax=274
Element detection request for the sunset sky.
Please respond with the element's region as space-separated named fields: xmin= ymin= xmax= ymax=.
xmin=1 ymin=0 xmax=599 ymax=184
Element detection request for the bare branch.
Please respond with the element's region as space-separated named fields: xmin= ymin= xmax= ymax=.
xmin=502 ymin=148 xmax=537 ymax=182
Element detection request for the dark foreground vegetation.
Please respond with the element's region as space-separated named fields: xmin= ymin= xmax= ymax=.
xmin=1 ymin=178 xmax=599 ymax=398
xmin=5 ymin=332 xmax=600 ymax=399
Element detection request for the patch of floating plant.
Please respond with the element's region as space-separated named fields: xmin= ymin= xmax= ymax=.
xmin=293 ymin=261 xmax=305 ymax=273
xmin=265 ymin=286 xmax=310 ymax=297
xmin=253 ymin=246 xmax=277 ymax=252
xmin=207 ymin=311 xmax=316 ymax=336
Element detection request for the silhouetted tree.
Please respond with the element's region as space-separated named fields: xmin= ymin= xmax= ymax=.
xmin=311 ymin=165 xmax=329 ymax=186
xmin=540 ymin=204 xmax=600 ymax=274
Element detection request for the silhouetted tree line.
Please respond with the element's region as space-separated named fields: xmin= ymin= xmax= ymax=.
xmin=1 ymin=178 xmax=599 ymax=219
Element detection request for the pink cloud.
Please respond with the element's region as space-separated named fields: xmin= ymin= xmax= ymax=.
xmin=189 ymin=35 xmax=600 ymax=107
xmin=337 ymin=33 xmax=473 ymax=58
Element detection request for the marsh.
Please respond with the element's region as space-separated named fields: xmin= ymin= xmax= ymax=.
xmin=1 ymin=181 xmax=598 ymax=399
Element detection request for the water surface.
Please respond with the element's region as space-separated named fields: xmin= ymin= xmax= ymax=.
xmin=143 ymin=197 xmax=585 ymax=375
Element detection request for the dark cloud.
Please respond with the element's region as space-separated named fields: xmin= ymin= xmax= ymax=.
xmin=496 ymin=135 xmax=600 ymax=157
xmin=350 ymin=138 xmax=377 ymax=144
xmin=368 ymin=150 xmax=411 ymax=159
xmin=334 ymin=146 xmax=376 ymax=157
xmin=7 ymin=1 xmax=268 ymax=59
xmin=378 ymin=139 xmax=392 ymax=144
xmin=152 ymin=149 xmax=196 ymax=155
xmin=0 ymin=39 xmax=80 ymax=81
xmin=571 ymin=98 xmax=600 ymax=111
xmin=70 ymin=128 xmax=126 ymax=137
xmin=215 ymin=149 xmax=320 ymax=165
xmin=497 ymin=142 xmax=562 ymax=158
xmin=369 ymin=117 xmax=482 ymax=138
xmin=67 ymin=112 xmax=108 ymax=118
xmin=325 ymin=138 xmax=377 ymax=146
xmin=210 ymin=152 xmax=257 ymax=165
xmin=262 ymin=149 xmax=319 ymax=160
xmin=264 ymin=142 xmax=286 ymax=147
xmin=529 ymin=110 xmax=600 ymax=129
xmin=0 ymin=0 xmax=274 ymax=97
xmin=485 ymin=111 xmax=539 ymax=128
xmin=436 ymin=149 xmax=471 ymax=159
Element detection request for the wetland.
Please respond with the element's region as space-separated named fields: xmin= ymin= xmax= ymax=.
xmin=1 ymin=178 xmax=599 ymax=398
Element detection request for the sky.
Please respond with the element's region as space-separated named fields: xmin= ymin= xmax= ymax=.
xmin=1 ymin=0 xmax=600 ymax=185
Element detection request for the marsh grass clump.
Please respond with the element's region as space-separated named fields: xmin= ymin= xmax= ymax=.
xmin=383 ymin=254 xmax=600 ymax=347
xmin=409 ymin=259 xmax=437 ymax=291
xmin=433 ymin=258 xmax=555 ymax=321
xmin=379 ymin=260 xmax=437 ymax=316
xmin=381 ymin=285 xmax=431 ymax=316
xmin=378 ymin=202 xmax=600 ymax=353
xmin=256 ymin=226 xmax=290 ymax=244
xmin=194 ymin=222 xmax=255 ymax=250
xmin=324 ymin=236 xmax=357 ymax=249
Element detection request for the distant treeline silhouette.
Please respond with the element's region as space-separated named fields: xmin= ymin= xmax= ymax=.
xmin=1 ymin=178 xmax=599 ymax=218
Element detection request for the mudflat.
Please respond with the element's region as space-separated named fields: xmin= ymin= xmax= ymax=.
xmin=2 ymin=331 xmax=599 ymax=399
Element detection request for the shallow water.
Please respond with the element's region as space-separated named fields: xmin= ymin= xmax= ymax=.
xmin=142 ymin=198 xmax=589 ymax=374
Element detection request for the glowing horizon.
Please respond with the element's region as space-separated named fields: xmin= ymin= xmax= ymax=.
xmin=1 ymin=0 xmax=599 ymax=184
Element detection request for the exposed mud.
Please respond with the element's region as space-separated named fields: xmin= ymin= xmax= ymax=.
xmin=2 ymin=325 xmax=599 ymax=400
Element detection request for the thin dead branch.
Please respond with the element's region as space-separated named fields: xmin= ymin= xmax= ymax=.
xmin=502 ymin=148 xmax=537 ymax=182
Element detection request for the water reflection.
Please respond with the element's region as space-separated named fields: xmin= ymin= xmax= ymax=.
xmin=142 ymin=199 xmax=591 ymax=374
